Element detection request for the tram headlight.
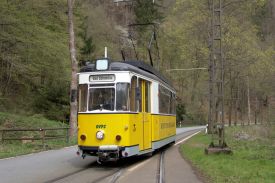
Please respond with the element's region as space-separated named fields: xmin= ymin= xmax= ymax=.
xmin=96 ymin=131 xmax=104 ymax=140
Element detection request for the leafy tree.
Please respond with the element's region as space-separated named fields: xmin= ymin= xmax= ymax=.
xmin=159 ymin=0 xmax=275 ymax=124
xmin=134 ymin=0 xmax=164 ymax=25
xmin=176 ymin=103 xmax=186 ymax=122
xmin=78 ymin=20 xmax=96 ymax=66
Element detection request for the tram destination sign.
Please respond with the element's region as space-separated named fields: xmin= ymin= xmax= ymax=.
xmin=89 ymin=74 xmax=115 ymax=82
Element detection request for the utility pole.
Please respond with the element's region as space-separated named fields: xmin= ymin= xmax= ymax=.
xmin=206 ymin=0 xmax=231 ymax=154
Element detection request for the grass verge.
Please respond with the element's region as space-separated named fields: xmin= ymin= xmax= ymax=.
xmin=180 ymin=125 xmax=275 ymax=183
xmin=0 ymin=112 xmax=77 ymax=159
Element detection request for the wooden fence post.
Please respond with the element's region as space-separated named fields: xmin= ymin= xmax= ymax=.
xmin=1 ymin=130 xmax=5 ymax=143
xmin=40 ymin=129 xmax=45 ymax=149
xmin=66 ymin=128 xmax=69 ymax=144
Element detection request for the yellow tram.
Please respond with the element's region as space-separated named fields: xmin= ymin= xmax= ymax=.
xmin=77 ymin=59 xmax=176 ymax=162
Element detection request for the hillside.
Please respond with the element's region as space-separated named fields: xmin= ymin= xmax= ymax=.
xmin=0 ymin=0 xmax=70 ymax=120
xmin=0 ymin=0 xmax=122 ymax=121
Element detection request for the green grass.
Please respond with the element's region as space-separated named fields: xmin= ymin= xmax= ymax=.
xmin=181 ymin=125 xmax=275 ymax=183
xmin=0 ymin=112 xmax=77 ymax=159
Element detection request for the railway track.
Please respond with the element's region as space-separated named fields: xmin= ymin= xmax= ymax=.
xmin=47 ymin=130 xmax=201 ymax=183
xmin=92 ymin=168 xmax=124 ymax=183
xmin=42 ymin=158 xmax=124 ymax=183
xmin=45 ymin=148 xmax=168 ymax=183
xmin=158 ymin=151 xmax=165 ymax=183
xmin=105 ymin=149 xmax=168 ymax=183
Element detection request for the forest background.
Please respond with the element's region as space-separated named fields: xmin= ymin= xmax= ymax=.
xmin=0 ymin=0 xmax=275 ymax=125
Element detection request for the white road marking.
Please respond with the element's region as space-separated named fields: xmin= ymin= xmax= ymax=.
xmin=174 ymin=131 xmax=201 ymax=146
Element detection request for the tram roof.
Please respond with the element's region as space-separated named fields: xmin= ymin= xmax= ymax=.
xmin=80 ymin=60 xmax=174 ymax=90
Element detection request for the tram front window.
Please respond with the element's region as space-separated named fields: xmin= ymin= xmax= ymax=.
xmin=88 ymin=88 xmax=115 ymax=111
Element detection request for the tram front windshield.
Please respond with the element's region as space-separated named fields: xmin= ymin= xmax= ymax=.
xmin=89 ymin=88 xmax=115 ymax=111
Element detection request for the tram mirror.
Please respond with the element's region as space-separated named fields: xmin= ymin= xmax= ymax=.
xmin=135 ymin=88 xmax=141 ymax=101
xmin=96 ymin=59 xmax=109 ymax=70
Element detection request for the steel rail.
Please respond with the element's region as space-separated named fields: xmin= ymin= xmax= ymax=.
xmin=158 ymin=151 xmax=165 ymax=183
xmin=44 ymin=163 xmax=123 ymax=183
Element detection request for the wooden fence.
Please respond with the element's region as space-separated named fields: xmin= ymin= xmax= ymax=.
xmin=0 ymin=127 xmax=70 ymax=149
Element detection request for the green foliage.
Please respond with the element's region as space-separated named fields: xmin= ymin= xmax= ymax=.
xmin=160 ymin=0 xmax=209 ymax=122
xmin=0 ymin=0 xmax=133 ymax=121
xmin=252 ymin=0 xmax=268 ymax=33
xmin=0 ymin=112 xmax=66 ymax=129
xmin=181 ymin=125 xmax=275 ymax=183
xmin=176 ymin=103 xmax=186 ymax=122
xmin=160 ymin=0 xmax=275 ymax=124
xmin=80 ymin=37 xmax=95 ymax=58
xmin=134 ymin=0 xmax=164 ymax=25
xmin=78 ymin=1 xmax=121 ymax=60
xmin=77 ymin=15 xmax=96 ymax=65
xmin=33 ymin=81 xmax=69 ymax=121
xmin=131 ymin=0 xmax=165 ymax=62
xmin=0 ymin=0 xmax=71 ymax=120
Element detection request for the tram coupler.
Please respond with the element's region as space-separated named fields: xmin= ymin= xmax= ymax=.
xmin=97 ymin=145 xmax=120 ymax=162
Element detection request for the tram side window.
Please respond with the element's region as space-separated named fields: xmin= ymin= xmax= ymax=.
xmin=78 ymin=84 xmax=88 ymax=112
xmin=159 ymin=85 xmax=171 ymax=114
xmin=145 ymin=81 xmax=151 ymax=113
xmin=130 ymin=76 xmax=137 ymax=112
xmin=116 ymin=83 xmax=130 ymax=111
xmin=138 ymin=79 xmax=143 ymax=112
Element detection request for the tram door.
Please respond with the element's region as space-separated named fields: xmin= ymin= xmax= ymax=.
xmin=139 ymin=79 xmax=152 ymax=150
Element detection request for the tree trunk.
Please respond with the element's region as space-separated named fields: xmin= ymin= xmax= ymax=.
xmin=67 ymin=0 xmax=78 ymax=137
xmin=247 ymin=76 xmax=251 ymax=125
xmin=234 ymin=99 xmax=238 ymax=126
xmin=255 ymin=96 xmax=258 ymax=124
xmin=242 ymin=86 xmax=247 ymax=126
xmin=234 ymin=78 xmax=239 ymax=126
xmin=228 ymin=71 xmax=233 ymax=126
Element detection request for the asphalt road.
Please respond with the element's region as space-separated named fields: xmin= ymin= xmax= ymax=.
xmin=0 ymin=126 xmax=205 ymax=183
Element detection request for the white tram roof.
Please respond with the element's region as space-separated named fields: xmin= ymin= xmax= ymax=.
xmin=79 ymin=60 xmax=175 ymax=92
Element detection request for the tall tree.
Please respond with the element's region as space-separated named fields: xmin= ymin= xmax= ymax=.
xmin=67 ymin=0 xmax=78 ymax=137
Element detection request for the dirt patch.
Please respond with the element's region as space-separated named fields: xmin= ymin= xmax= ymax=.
xmin=190 ymin=143 xmax=205 ymax=148
xmin=234 ymin=131 xmax=256 ymax=141
xmin=21 ymin=136 xmax=34 ymax=144
xmin=2 ymin=119 xmax=15 ymax=129
xmin=261 ymin=126 xmax=275 ymax=138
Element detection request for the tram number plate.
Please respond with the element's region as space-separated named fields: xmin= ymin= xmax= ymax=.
xmin=96 ymin=125 xmax=106 ymax=129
